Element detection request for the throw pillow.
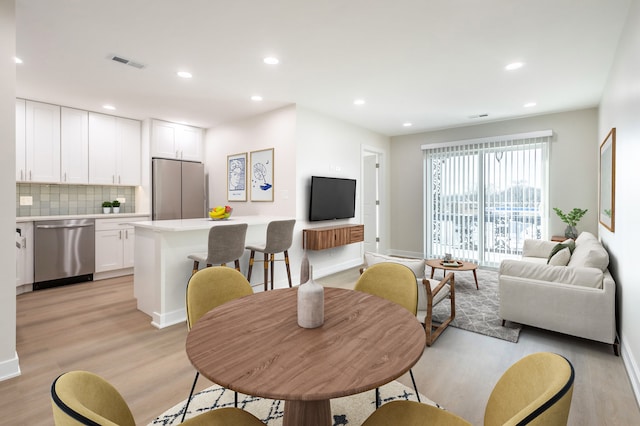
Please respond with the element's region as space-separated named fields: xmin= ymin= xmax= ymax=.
xmin=547 ymin=242 xmax=574 ymax=264
xmin=548 ymin=247 xmax=571 ymax=266
xmin=363 ymin=252 xmax=425 ymax=279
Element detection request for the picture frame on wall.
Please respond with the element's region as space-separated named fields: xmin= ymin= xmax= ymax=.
xmin=250 ymin=148 xmax=274 ymax=202
xmin=227 ymin=152 xmax=247 ymax=201
xmin=599 ymin=128 xmax=616 ymax=232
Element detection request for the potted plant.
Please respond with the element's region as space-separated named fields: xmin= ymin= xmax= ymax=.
xmin=102 ymin=201 xmax=112 ymax=214
xmin=112 ymin=200 xmax=121 ymax=214
xmin=553 ymin=207 xmax=588 ymax=239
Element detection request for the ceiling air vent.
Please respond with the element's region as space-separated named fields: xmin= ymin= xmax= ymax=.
xmin=110 ymin=55 xmax=145 ymax=69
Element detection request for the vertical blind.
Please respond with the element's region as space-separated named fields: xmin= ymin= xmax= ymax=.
xmin=422 ymin=131 xmax=551 ymax=267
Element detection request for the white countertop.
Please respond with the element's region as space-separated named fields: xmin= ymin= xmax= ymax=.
xmin=16 ymin=213 xmax=151 ymax=223
xmin=130 ymin=216 xmax=294 ymax=232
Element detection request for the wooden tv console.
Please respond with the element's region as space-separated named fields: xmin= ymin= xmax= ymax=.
xmin=302 ymin=224 xmax=364 ymax=250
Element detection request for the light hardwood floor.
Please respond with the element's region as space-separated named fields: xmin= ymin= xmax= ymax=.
xmin=2 ymin=271 xmax=639 ymax=425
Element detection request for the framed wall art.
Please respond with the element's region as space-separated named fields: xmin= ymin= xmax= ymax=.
xmin=250 ymin=148 xmax=274 ymax=202
xmin=227 ymin=152 xmax=247 ymax=201
xmin=599 ymin=128 xmax=616 ymax=232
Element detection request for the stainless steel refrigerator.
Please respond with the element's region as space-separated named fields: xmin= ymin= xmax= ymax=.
xmin=152 ymin=158 xmax=206 ymax=220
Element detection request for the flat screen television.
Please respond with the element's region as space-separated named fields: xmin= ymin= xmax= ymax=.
xmin=309 ymin=176 xmax=357 ymax=221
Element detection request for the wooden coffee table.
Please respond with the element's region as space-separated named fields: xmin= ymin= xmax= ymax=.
xmin=186 ymin=287 xmax=426 ymax=426
xmin=426 ymin=259 xmax=479 ymax=290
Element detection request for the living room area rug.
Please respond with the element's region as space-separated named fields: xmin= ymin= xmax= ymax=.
xmin=431 ymin=268 xmax=522 ymax=343
xmin=150 ymin=380 xmax=440 ymax=426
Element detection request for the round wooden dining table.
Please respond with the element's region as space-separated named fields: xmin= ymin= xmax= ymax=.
xmin=185 ymin=286 xmax=426 ymax=426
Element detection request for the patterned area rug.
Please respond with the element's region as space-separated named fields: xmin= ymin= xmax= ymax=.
xmin=150 ymin=381 xmax=440 ymax=426
xmin=431 ymin=268 xmax=522 ymax=343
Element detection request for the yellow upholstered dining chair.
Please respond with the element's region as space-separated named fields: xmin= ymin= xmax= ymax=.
xmin=187 ymin=223 xmax=248 ymax=276
xmin=51 ymin=370 xmax=264 ymax=426
xmin=182 ymin=267 xmax=254 ymax=422
xmin=361 ymin=352 xmax=575 ymax=426
xmin=355 ymin=262 xmax=423 ymax=408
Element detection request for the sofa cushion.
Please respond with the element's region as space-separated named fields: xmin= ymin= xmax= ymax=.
xmin=568 ymin=239 xmax=609 ymax=271
xmin=364 ymin=252 xmax=425 ymax=279
xmin=548 ymin=247 xmax=571 ymax=266
xmin=500 ymin=260 xmax=604 ymax=288
xmin=522 ymin=239 xmax=557 ymax=258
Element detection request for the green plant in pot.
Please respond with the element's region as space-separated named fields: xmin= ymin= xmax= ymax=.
xmin=112 ymin=200 xmax=121 ymax=213
xmin=102 ymin=201 xmax=112 ymax=214
xmin=553 ymin=207 xmax=588 ymax=239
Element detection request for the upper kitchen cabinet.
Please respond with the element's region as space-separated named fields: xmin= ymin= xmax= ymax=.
xmin=89 ymin=112 xmax=141 ymax=186
xmin=61 ymin=107 xmax=89 ymax=184
xmin=151 ymin=119 xmax=203 ymax=162
xmin=16 ymin=100 xmax=61 ymax=183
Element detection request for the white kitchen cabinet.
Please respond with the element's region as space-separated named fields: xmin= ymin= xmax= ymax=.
xmin=15 ymin=99 xmax=26 ymax=181
xmin=95 ymin=218 xmax=145 ymax=273
xmin=16 ymin=100 xmax=61 ymax=183
xmin=89 ymin=112 xmax=141 ymax=185
xmin=16 ymin=222 xmax=34 ymax=291
xmin=151 ymin=119 xmax=203 ymax=162
xmin=61 ymin=107 xmax=89 ymax=184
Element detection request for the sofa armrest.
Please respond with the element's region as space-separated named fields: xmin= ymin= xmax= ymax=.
xmin=500 ymin=260 xmax=603 ymax=288
xmin=522 ymin=239 xmax=558 ymax=258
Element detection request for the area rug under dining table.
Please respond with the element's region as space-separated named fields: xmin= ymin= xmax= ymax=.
xmin=431 ymin=267 xmax=521 ymax=343
xmin=150 ymin=380 xmax=440 ymax=425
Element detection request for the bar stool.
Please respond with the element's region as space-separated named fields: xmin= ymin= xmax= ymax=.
xmin=187 ymin=223 xmax=248 ymax=276
xmin=246 ymin=219 xmax=296 ymax=291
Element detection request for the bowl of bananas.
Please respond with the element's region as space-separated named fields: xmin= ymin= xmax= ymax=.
xmin=209 ymin=205 xmax=233 ymax=220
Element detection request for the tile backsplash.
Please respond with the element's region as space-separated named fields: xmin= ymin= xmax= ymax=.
xmin=16 ymin=184 xmax=136 ymax=217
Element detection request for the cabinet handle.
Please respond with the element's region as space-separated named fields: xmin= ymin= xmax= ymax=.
xmin=119 ymin=230 xmax=122 ymax=240
xmin=125 ymin=229 xmax=129 ymax=239
xmin=20 ymin=170 xmax=24 ymax=181
xmin=64 ymin=172 xmax=67 ymax=182
xmin=112 ymin=175 xmax=115 ymax=184
xmin=176 ymin=150 xmax=180 ymax=158
xmin=29 ymin=170 xmax=32 ymax=181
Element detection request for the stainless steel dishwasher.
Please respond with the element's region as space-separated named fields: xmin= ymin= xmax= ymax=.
xmin=34 ymin=219 xmax=95 ymax=290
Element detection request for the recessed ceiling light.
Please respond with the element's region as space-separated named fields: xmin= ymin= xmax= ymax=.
xmin=177 ymin=71 xmax=193 ymax=79
xmin=505 ymin=62 xmax=524 ymax=71
xmin=102 ymin=104 xmax=116 ymax=111
xmin=263 ymin=57 xmax=279 ymax=65
xmin=251 ymin=95 xmax=263 ymax=101
xmin=524 ymin=102 xmax=537 ymax=108
xmin=353 ymin=99 xmax=365 ymax=106
xmin=403 ymin=122 xmax=413 ymax=127
xmin=14 ymin=57 xmax=23 ymax=64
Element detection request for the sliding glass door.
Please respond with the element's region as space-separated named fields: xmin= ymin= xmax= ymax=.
xmin=424 ymin=133 xmax=549 ymax=267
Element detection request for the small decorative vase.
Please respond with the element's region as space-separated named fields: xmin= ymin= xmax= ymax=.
xmin=103 ymin=207 xmax=111 ymax=214
xmin=564 ymin=225 xmax=578 ymax=239
xmin=297 ymin=265 xmax=324 ymax=329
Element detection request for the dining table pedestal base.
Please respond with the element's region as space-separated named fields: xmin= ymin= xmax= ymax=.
xmin=284 ymin=400 xmax=331 ymax=426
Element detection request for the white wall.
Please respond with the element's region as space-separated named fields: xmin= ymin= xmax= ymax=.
xmin=296 ymin=106 xmax=390 ymax=278
xmin=205 ymin=105 xmax=390 ymax=286
xmin=0 ymin=0 xmax=20 ymax=381
xmin=598 ymin=0 xmax=640 ymax=401
xmin=390 ymin=108 xmax=599 ymax=257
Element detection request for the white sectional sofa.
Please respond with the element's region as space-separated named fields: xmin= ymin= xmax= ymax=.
xmin=498 ymin=232 xmax=618 ymax=354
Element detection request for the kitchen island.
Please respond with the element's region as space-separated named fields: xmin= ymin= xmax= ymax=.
xmin=130 ymin=216 xmax=294 ymax=329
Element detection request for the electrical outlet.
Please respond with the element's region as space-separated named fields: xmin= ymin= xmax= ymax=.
xmin=20 ymin=196 xmax=33 ymax=206
xmin=116 ymin=197 xmax=126 ymax=203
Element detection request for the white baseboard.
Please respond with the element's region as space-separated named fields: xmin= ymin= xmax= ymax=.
xmin=151 ymin=308 xmax=186 ymax=330
xmin=93 ymin=268 xmax=134 ymax=281
xmin=621 ymin=333 xmax=640 ymax=406
xmin=0 ymin=352 xmax=21 ymax=382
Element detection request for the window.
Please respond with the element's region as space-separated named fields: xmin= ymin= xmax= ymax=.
xmin=423 ymin=131 xmax=551 ymax=267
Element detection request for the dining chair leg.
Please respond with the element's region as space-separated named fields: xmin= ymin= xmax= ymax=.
xmin=284 ymin=250 xmax=292 ymax=287
xmin=234 ymin=259 xmax=241 ymax=272
xmin=191 ymin=261 xmax=199 ymax=277
xmin=375 ymin=387 xmax=381 ymax=408
xmin=234 ymin=391 xmax=238 ymax=407
xmin=409 ymin=369 xmax=421 ymax=402
xmin=181 ymin=371 xmax=200 ymax=423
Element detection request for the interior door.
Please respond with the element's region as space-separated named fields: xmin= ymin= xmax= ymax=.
xmin=363 ymin=153 xmax=379 ymax=253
